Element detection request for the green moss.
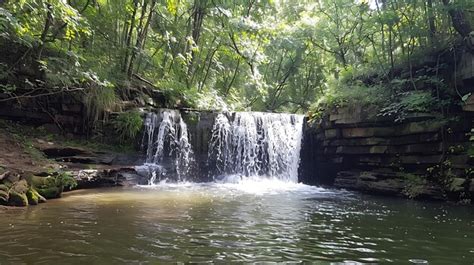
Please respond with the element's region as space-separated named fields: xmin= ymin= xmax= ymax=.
xmin=30 ymin=175 xmax=47 ymax=187
xmin=0 ymin=184 xmax=8 ymax=192
xmin=36 ymin=186 xmax=62 ymax=199
xmin=32 ymin=171 xmax=76 ymax=200
xmin=8 ymin=190 xmax=28 ymax=207
xmin=26 ymin=188 xmax=39 ymax=205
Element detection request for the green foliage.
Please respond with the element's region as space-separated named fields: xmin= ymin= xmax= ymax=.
xmin=113 ymin=111 xmax=143 ymax=143
xmin=56 ymin=171 xmax=77 ymax=189
xmin=402 ymin=173 xmax=427 ymax=199
xmin=426 ymin=159 xmax=458 ymax=192
xmin=468 ymin=146 xmax=474 ymax=158
xmin=379 ymin=91 xmax=437 ymax=122
xmin=33 ymin=170 xmax=77 ymax=199
xmin=468 ymin=129 xmax=474 ymax=158
xmin=43 ymin=171 xmax=77 ymax=190
xmin=84 ymin=83 xmax=117 ymax=124
xmin=309 ymin=78 xmax=389 ymax=121
xmin=1 ymin=0 xmax=473 ymax=115
xmin=310 ymin=70 xmax=455 ymax=124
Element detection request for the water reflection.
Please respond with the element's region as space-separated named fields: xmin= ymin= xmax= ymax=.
xmin=0 ymin=183 xmax=472 ymax=264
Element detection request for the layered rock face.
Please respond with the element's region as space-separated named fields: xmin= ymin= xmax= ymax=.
xmin=299 ymin=105 xmax=473 ymax=201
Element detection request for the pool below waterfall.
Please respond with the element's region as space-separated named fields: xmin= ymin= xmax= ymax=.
xmin=1 ymin=181 xmax=472 ymax=264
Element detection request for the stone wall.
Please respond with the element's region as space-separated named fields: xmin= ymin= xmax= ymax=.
xmin=299 ymin=105 xmax=473 ymax=202
xmin=0 ymin=92 xmax=85 ymax=133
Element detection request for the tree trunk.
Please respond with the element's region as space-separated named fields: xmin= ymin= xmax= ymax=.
xmin=427 ymin=0 xmax=437 ymax=45
xmin=187 ymin=0 xmax=207 ymax=78
xmin=442 ymin=0 xmax=473 ymax=46
xmin=122 ymin=0 xmax=139 ymax=74
xmin=127 ymin=0 xmax=157 ymax=79
xmin=37 ymin=3 xmax=53 ymax=61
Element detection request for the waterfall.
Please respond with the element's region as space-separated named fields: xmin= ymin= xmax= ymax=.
xmin=141 ymin=110 xmax=195 ymax=183
xmin=208 ymin=112 xmax=304 ymax=182
xmin=139 ymin=109 xmax=304 ymax=184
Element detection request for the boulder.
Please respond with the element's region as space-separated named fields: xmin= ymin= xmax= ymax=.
xmin=0 ymin=170 xmax=10 ymax=181
xmin=5 ymin=172 xmax=20 ymax=184
xmin=37 ymin=186 xmax=62 ymax=199
xmin=8 ymin=190 xmax=28 ymax=207
xmin=2 ymin=179 xmax=30 ymax=207
xmin=26 ymin=188 xmax=46 ymax=205
xmin=26 ymin=188 xmax=39 ymax=205
xmin=0 ymin=184 xmax=8 ymax=192
xmin=0 ymin=189 xmax=9 ymax=205
xmin=12 ymin=179 xmax=28 ymax=194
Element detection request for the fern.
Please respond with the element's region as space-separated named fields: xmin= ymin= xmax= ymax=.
xmin=84 ymin=83 xmax=117 ymax=125
xmin=113 ymin=111 xmax=143 ymax=143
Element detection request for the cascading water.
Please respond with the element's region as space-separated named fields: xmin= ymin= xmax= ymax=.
xmin=139 ymin=110 xmax=195 ymax=183
xmin=208 ymin=112 xmax=304 ymax=182
xmin=138 ymin=109 xmax=304 ymax=185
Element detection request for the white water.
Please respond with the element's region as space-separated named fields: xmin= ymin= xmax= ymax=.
xmin=208 ymin=112 xmax=304 ymax=182
xmin=142 ymin=110 xmax=195 ymax=182
xmin=141 ymin=110 xmax=304 ymax=185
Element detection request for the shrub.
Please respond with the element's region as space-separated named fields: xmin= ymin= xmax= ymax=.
xmin=112 ymin=111 xmax=143 ymax=143
xmin=84 ymin=81 xmax=117 ymax=125
xmin=35 ymin=171 xmax=77 ymax=199
xmin=379 ymin=91 xmax=438 ymax=122
xmin=309 ymin=79 xmax=389 ymax=122
xmin=402 ymin=173 xmax=427 ymax=199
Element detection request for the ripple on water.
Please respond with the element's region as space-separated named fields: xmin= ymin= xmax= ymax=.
xmin=0 ymin=184 xmax=472 ymax=264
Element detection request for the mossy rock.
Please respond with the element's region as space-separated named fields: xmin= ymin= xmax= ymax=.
xmin=30 ymin=175 xmax=49 ymax=187
xmin=0 ymin=170 xmax=8 ymax=181
xmin=0 ymin=189 xmax=9 ymax=205
xmin=0 ymin=184 xmax=9 ymax=192
xmin=26 ymin=188 xmax=46 ymax=205
xmin=12 ymin=179 xmax=28 ymax=194
xmin=8 ymin=190 xmax=28 ymax=207
xmin=6 ymin=173 xmax=20 ymax=184
xmin=36 ymin=186 xmax=62 ymax=199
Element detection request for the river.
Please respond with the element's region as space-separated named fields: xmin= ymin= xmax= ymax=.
xmin=0 ymin=179 xmax=472 ymax=264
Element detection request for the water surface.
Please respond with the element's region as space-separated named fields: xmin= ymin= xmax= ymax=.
xmin=0 ymin=180 xmax=473 ymax=264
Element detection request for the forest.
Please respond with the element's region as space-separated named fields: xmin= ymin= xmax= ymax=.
xmin=1 ymin=0 xmax=473 ymax=119
xmin=0 ymin=1 xmax=474 ymax=263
